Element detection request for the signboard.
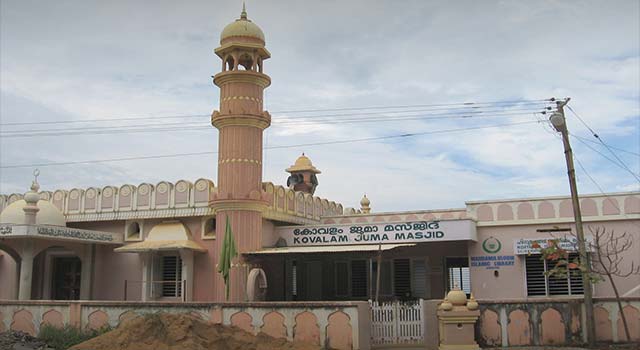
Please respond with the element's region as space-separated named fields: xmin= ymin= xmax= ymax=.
xmin=513 ymin=236 xmax=592 ymax=255
xmin=0 ymin=224 xmax=122 ymax=244
xmin=276 ymin=220 xmax=477 ymax=247
xmin=470 ymin=255 xmax=515 ymax=270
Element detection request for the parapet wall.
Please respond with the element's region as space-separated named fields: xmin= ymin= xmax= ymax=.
xmin=476 ymin=298 xmax=640 ymax=347
xmin=0 ymin=300 xmax=370 ymax=350
xmin=0 ymin=179 xmax=345 ymax=224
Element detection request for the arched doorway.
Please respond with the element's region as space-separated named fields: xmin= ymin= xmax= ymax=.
xmin=33 ymin=246 xmax=82 ymax=300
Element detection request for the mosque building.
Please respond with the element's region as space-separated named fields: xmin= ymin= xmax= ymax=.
xmin=1 ymin=7 xmax=639 ymax=304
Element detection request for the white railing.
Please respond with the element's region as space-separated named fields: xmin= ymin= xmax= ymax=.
xmin=370 ymin=299 xmax=424 ymax=346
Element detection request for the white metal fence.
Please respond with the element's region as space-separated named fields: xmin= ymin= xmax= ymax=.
xmin=370 ymin=299 xmax=424 ymax=346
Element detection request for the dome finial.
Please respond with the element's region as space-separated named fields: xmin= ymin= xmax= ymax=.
xmin=31 ymin=168 xmax=40 ymax=192
xmin=360 ymin=194 xmax=371 ymax=214
xmin=240 ymin=2 xmax=247 ymax=20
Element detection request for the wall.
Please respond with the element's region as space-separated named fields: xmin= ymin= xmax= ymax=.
xmin=0 ymin=251 xmax=18 ymax=299
xmin=470 ymin=220 xmax=640 ymax=300
xmin=0 ymin=300 xmax=370 ymax=350
xmin=476 ymin=298 xmax=640 ymax=347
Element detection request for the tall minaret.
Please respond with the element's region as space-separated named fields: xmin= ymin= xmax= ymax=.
xmin=210 ymin=5 xmax=271 ymax=301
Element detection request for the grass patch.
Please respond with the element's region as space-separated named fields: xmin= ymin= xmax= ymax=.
xmin=39 ymin=324 xmax=112 ymax=350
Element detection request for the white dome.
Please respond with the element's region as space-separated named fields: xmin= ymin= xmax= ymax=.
xmin=0 ymin=199 xmax=66 ymax=226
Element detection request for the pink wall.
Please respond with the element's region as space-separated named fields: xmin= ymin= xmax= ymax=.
xmin=470 ymin=220 xmax=640 ymax=300
xmin=0 ymin=252 xmax=17 ymax=299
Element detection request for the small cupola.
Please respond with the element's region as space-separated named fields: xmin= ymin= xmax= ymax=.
xmin=360 ymin=194 xmax=371 ymax=214
xmin=286 ymin=153 xmax=321 ymax=195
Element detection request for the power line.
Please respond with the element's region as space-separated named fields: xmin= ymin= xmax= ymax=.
xmin=0 ymin=120 xmax=541 ymax=169
xmin=0 ymin=98 xmax=553 ymax=126
xmin=573 ymin=153 xmax=640 ymax=230
xmin=571 ymin=135 xmax=637 ymax=178
xmin=0 ymin=106 xmax=549 ymax=135
xmin=566 ymin=105 xmax=640 ymax=182
xmin=571 ymin=134 xmax=640 ymax=157
xmin=273 ymin=98 xmax=552 ymax=114
xmin=0 ymin=106 xmax=548 ymax=135
xmin=0 ymin=110 xmax=547 ymax=138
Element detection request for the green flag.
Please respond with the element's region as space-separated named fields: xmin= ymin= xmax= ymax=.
xmin=217 ymin=216 xmax=237 ymax=300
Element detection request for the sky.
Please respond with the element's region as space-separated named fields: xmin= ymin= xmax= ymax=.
xmin=1 ymin=0 xmax=639 ymax=212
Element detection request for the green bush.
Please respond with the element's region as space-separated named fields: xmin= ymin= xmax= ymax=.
xmin=38 ymin=324 xmax=112 ymax=350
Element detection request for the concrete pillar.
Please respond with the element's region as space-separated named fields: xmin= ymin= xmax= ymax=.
xmin=18 ymin=242 xmax=34 ymax=300
xmin=79 ymin=245 xmax=94 ymax=300
xmin=140 ymin=252 xmax=152 ymax=301
xmin=179 ymin=249 xmax=194 ymax=301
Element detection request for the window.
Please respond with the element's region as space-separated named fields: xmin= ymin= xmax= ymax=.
xmin=371 ymin=260 xmax=392 ymax=297
xmin=291 ymin=261 xmax=298 ymax=298
xmin=161 ymin=255 xmax=182 ymax=297
xmin=125 ymin=221 xmax=142 ymax=241
xmin=202 ymin=217 xmax=216 ymax=239
xmin=525 ymin=253 xmax=584 ymax=296
xmin=446 ymin=257 xmax=471 ymax=294
xmin=335 ymin=262 xmax=349 ymax=297
xmin=412 ymin=260 xmax=427 ymax=298
xmin=351 ymin=260 xmax=368 ymax=297
xmin=393 ymin=259 xmax=411 ymax=298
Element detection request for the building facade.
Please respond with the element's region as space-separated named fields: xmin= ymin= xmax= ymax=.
xmin=1 ymin=8 xmax=639 ymax=304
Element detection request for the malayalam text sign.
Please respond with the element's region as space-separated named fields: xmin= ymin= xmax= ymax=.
xmin=513 ymin=236 xmax=592 ymax=255
xmin=276 ymin=220 xmax=477 ymax=247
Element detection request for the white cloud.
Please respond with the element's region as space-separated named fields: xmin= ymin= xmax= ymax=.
xmin=1 ymin=0 xmax=638 ymax=211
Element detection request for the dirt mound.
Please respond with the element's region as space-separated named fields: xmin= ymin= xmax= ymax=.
xmin=70 ymin=313 xmax=319 ymax=350
xmin=0 ymin=331 xmax=52 ymax=350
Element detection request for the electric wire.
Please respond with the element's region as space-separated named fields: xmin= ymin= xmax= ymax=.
xmin=0 ymin=120 xmax=542 ymax=169
xmin=573 ymin=152 xmax=640 ymax=230
xmin=0 ymin=110 xmax=548 ymax=138
xmin=570 ymin=134 xmax=640 ymax=157
xmin=0 ymin=106 xmax=550 ymax=135
xmin=572 ymin=135 xmax=640 ymax=179
xmin=0 ymin=98 xmax=553 ymax=126
xmin=566 ymin=105 xmax=640 ymax=182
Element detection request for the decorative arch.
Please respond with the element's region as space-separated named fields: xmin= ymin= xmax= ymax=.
xmin=516 ymin=203 xmax=534 ymax=220
xmin=476 ymin=205 xmax=494 ymax=221
xmin=326 ymin=311 xmax=352 ymax=350
xmin=538 ymin=201 xmax=555 ymax=219
xmin=261 ymin=311 xmax=286 ymax=339
xmin=230 ymin=311 xmax=253 ymax=333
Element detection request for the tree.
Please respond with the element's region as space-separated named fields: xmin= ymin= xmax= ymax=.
xmin=535 ymin=226 xmax=640 ymax=343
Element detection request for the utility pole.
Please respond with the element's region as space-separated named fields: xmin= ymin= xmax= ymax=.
xmin=549 ymin=97 xmax=596 ymax=347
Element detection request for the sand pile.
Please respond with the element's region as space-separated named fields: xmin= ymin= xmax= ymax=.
xmin=71 ymin=313 xmax=319 ymax=350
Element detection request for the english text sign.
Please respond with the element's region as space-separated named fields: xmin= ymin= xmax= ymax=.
xmin=276 ymin=220 xmax=477 ymax=247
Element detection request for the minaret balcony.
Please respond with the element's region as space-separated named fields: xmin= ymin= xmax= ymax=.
xmin=211 ymin=110 xmax=271 ymax=130
xmin=213 ymin=70 xmax=271 ymax=89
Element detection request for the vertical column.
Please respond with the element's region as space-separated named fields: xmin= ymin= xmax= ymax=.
xmin=179 ymin=249 xmax=194 ymax=302
xmin=80 ymin=244 xmax=94 ymax=300
xmin=18 ymin=241 xmax=34 ymax=300
xmin=140 ymin=252 xmax=152 ymax=301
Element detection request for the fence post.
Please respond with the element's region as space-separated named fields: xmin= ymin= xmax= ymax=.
xmin=394 ymin=301 xmax=399 ymax=343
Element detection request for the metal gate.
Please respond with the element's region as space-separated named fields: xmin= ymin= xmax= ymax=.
xmin=370 ymin=299 xmax=424 ymax=346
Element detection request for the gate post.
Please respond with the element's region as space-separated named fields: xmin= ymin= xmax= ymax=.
xmin=437 ymin=289 xmax=480 ymax=350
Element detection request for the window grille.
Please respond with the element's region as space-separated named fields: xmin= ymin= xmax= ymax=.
xmin=412 ymin=260 xmax=427 ymax=298
xmin=525 ymin=253 xmax=584 ymax=296
xmin=351 ymin=260 xmax=368 ymax=297
xmin=393 ymin=259 xmax=411 ymax=298
xmin=161 ymin=255 xmax=182 ymax=297
xmin=335 ymin=262 xmax=349 ymax=297
xmin=292 ymin=261 xmax=297 ymax=297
